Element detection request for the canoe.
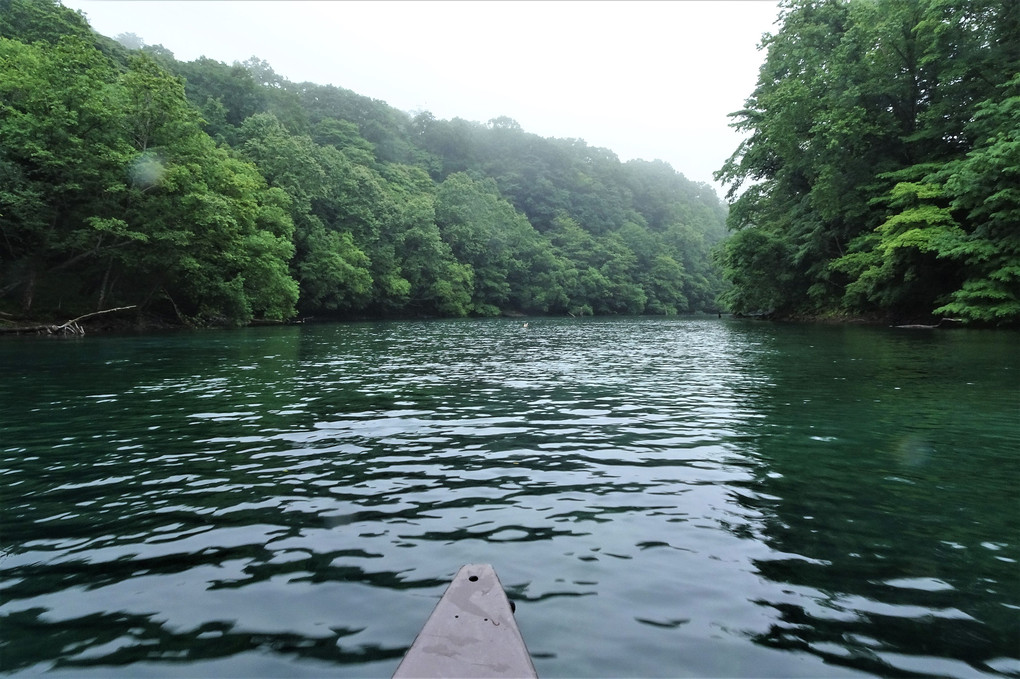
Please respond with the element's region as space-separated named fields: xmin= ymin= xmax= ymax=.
xmin=393 ymin=564 xmax=538 ymax=678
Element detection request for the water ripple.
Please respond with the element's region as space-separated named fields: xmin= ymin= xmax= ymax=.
xmin=1 ymin=319 xmax=1017 ymax=677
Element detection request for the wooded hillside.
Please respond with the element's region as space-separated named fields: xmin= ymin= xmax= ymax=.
xmin=0 ymin=0 xmax=728 ymax=327
xmin=716 ymin=0 xmax=1019 ymax=326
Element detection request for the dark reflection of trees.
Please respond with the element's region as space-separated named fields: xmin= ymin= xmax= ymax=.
xmin=726 ymin=324 xmax=1020 ymax=677
xmin=7 ymin=322 xmax=1016 ymax=676
xmin=1 ymin=609 xmax=395 ymax=673
xmin=0 ymin=546 xmax=442 ymax=673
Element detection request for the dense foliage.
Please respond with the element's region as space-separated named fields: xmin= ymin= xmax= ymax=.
xmin=717 ymin=0 xmax=1020 ymax=326
xmin=0 ymin=0 xmax=728 ymax=326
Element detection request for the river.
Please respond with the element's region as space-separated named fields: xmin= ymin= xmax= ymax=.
xmin=1 ymin=318 xmax=1017 ymax=677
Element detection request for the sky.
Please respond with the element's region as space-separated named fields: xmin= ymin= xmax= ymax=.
xmin=60 ymin=0 xmax=781 ymax=193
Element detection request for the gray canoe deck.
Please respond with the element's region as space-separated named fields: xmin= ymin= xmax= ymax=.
xmin=393 ymin=564 xmax=538 ymax=678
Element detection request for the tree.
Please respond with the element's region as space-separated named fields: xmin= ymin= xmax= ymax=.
xmin=435 ymin=173 xmax=515 ymax=314
xmin=0 ymin=36 xmax=129 ymax=312
xmin=386 ymin=165 xmax=472 ymax=316
xmin=0 ymin=0 xmax=92 ymax=44
xmin=832 ymin=181 xmax=965 ymax=316
xmin=237 ymin=113 xmax=373 ymax=314
xmin=0 ymin=35 xmax=297 ymax=324
xmin=714 ymin=228 xmax=799 ymax=315
xmin=171 ymin=56 xmax=267 ymax=141
xmin=935 ymin=74 xmax=1020 ymax=324
xmin=112 ymin=55 xmax=298 ymax=323
xmin=716 ymin=0 xmax=1019 ymax=324
xmin=115 ymin=32 xmax=144 ymax=50
xmin=3 ymin=0 xmax=739 ymax=324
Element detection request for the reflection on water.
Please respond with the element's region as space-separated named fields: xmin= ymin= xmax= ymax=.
xmin=1 ymin=319 xmax=1017 ymax=677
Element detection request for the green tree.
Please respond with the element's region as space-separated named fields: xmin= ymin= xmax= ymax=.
xmin=435 ymin=173 xmax=518 ymax=315
xmin=113 ymin=55 xmax=298 ymax=323
xmin=833 ymin=181 xmax=965 ymax=315
xmin=0 ymin=0 xmax=92 ymax=44
xmin=170 ymin=56 xmax=267 ymax=142
xmin=0 ymin=36 xmax=297 ymax=324
xmin=385 ymin=164 xmax=472 ymax=316
xmin=714 ymin=228 xmax=799 ymax=315
xmin=717 ymin=0 xmax=1019 ymax=324
xmin=3 ymin=0 xmax=740 ymax=324
xmin=237 ymin=113 xmax=373 ymax=314
xmin=0 ymin=36 xmax=128 ymax=312
xmin=935 ymin=74 xmax=1020 ymax=324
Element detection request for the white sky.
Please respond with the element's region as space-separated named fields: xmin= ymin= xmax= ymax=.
xmin=61 ymin=0 xmax=780 ymax=193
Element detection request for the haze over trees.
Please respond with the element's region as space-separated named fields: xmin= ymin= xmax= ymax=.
xmin=716 ymin=0 xmax=1020 ymax=326
xmin=5 ymin=0 xmax=1015 ymax=329
xmin=0 ymin=0 xmax=728 ymax=327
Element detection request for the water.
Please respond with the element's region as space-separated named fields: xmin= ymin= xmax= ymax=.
xmin=1 ymin=318 xmax=1017 ymax=677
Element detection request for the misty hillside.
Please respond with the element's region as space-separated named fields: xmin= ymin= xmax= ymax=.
xmin=1 ymin=0 xmax=729 ymax=326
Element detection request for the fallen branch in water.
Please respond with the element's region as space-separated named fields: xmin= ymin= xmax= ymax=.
xmin=0 ymin=305 xmax=137 ymax=336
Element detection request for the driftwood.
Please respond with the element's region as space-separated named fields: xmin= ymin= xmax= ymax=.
xmin=0 ymin=305 xmax=136 ymax=336
xmin=893 ymin=318 xmax=965 ymax=330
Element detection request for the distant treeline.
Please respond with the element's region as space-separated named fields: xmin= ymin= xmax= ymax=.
xmin=0 ymin=0 xmax=728 ymax=326
xmin=717 ymin=0 xmax=1019 ymax=326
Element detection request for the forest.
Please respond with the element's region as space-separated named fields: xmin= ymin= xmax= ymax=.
xmin=717 ymin=0 xmax=1019 ymax=326
xmin=2 ymin=0 xmax=1017 ymax=329
xmin=0 ymin=0 xmax=727 ymax=328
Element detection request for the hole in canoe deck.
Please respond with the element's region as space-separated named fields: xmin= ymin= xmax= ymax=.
xmin=468 ymin=575 xmax=478 ymax=582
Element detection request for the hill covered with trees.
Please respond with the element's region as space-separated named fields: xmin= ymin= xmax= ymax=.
xmin=0 ymin=0 xmax=728 ymax=328
xmin=716 ymin=0 xmax=1019 ymax=327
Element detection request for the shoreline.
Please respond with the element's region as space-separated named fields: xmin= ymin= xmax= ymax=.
xmin=1 ymin=310 xmax=993 ymax=338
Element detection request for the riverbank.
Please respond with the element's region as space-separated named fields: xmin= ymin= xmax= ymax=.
xmin=0 ymin=307 xmax=987 ymax=337
xmin=0 ymin=307 xmax=179 ymax=336
xmin=738 ymin=309 xmax=980 ymax=329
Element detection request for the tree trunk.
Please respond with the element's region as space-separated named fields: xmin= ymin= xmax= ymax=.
xmin=97 ymin=258 xmax=113 ymax=311
xmin=21 ymin=268 xmax=35 ymax=313
xmin=0 ymin=305 xmax=137 ymax=335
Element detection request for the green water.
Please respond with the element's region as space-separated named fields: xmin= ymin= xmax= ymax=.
xmin=1 ymin=318 xmax=1017 ymax=677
